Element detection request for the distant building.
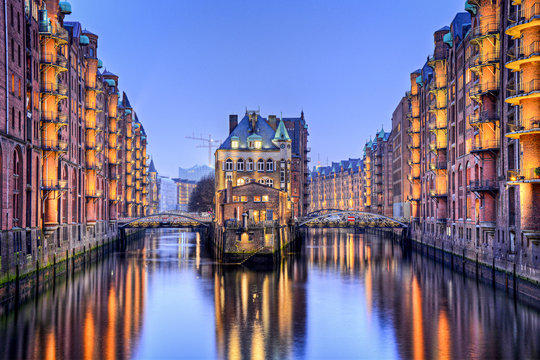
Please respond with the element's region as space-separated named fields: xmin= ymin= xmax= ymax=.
xmin=178 ymin=165 xmax=213 ymax=182
xmin=148 ymin=159 xmax=159 ymax=214
xmin=174 ymin=179 xmax=197 ymax=211
xmin=158 ymin=176 xmax=178 ymax=212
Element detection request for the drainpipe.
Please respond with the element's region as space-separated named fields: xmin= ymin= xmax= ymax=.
xmin=4 ymin=0 xmax=9 ymax=225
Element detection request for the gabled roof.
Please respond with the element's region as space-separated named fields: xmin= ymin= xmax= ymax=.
xmin=218 ymin=114 xmax=279 ymax=151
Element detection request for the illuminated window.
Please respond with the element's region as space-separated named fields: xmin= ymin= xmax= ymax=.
xmin=232 ymin=196 xmax=239 ymax=202
xmin=225 ymin=158 xmax=233 ymax=171
xmin=237 ymin=178 xmax=245 ymax=186
xmin=241 ymin=196 xmax=248 ymax=202
xmin=231 ymin=140 xmax=239 ymax=149
xmin=254 ymin=196 xmax=261 ymax=202
xmin=226 ymin=174 xmax=232 ymax=182
xmin=262 ymin=195 xmax=269 ymax=202
xmin=254 ymin=141 xmax=262 ymax=149
xmin=259 ymin=178 xmax=266 ymax=184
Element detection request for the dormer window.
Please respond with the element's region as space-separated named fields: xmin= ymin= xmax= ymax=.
xmin=254 ymin=141 xmax=262 ymax=149
xmin=231 ymin=136 xmax=239 ymax=149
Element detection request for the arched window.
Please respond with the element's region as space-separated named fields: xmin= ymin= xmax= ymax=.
xmin=259 ymin=178 xmax=266 ymax=185
xmin=237 ymin=158 xmax=244 ymax=171
xmin=225 ymin=158 xmax=233 ymax=171
xmin=72 ymin=171 xmax=77 ymax=223
xmin=257 ymin=159 xmax=265 ymax=172
xmin=62 ymin=166 xmax=68 ymax=224
xmin=266 ymin=178 xmax=273 ymax=187
xmin=246 ymin=159 xmax=253 ymax=172
xmin=12 ymin=148 xmax=22 ymax=227
xmin=266 ymin=159 xmax=273 ymax=171
xmin=237 ymin=178 xmax=245 ymax=186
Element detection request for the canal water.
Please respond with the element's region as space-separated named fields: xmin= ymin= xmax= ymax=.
xmin=0 ymin=229 xmax=539 ymax=359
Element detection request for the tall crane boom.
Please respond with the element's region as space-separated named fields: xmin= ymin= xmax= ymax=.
xmin=185 ymin=134 xmax=221 ymax=167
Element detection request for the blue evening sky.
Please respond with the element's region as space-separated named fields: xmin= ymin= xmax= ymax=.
xmin=69 ymin=0 xmax=465 ymax=177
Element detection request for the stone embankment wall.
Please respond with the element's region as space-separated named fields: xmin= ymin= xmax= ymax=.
xmin=0 ymin=222 xmax=142 ymax=304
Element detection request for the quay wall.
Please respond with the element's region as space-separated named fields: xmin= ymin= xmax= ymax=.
xmin=0 ymin=222 xmax=143 ymax=305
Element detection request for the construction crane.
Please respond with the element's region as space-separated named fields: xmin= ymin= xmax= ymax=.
xmin=185 ymin=134 xmax=221 ymax=167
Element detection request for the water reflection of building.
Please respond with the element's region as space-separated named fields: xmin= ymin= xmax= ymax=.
xmin=211 ymin=260 xmax=307 ymax=359
xmin=305 ymin=229 xmax=540 ymax=359
xmin=0 ymin=240 xmax=147 ymax=360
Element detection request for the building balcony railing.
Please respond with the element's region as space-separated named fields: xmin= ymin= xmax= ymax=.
xmin=41 ymin=139 xmax=68 ymax=152
xmin=508 ymin=169 xmax=540 ymax=183
xmin=39 ymin=23 xmax=69 ymax=43
xmin=469 ymin=111 xmax=500 ymax=125
xmin=428 ymin=102 xmax=447 ymax=112
xmin=428 ymin=122 xmax=447 ymax=131
xmin=468 ymin=51 xmax=500 ymax=70
xmin=40 ymin=111 xmax=68 ymax=126
xmin=429 ymin=189 xmax=447 ymax=198
xmin=428 ymin=77 xmax=447 ymax=92
xmin=86 ymin=189 xmax=104 ymax=198
xmin=429 ymin=161 xmax=447 ymax=171
xmin=471 ymin=139 xmax=500 ymax=153
xmin=408 ymin=159 xmax=420 ymax=167
xmin=85 ymin=104 xmax=103 ymax=112
xmin=506 ymin=4 xmax=540 ymax=37
xmin=506 ymin=78 xmax=540 ymax=103
xmin=506 ymin=117 xmax=540 ymax=138
xmin=407 ymin=127 xmax=420 ymax=135
xmin=40 ymin=82 xmax=68 ymax=98
xmin=468 ymin=180 xmax=499 ymax=192
xmin=85 ymin=82 xmax=104 ymax=93
xmin=506 ymin=41 xmax=540 ymax=70
xmin=41 ymin=179 xmax=68 ymax=191
xmin=429 ymin=142 xmax=447 ymax=152
xmin=469 ymin=81 xmax=500 ymax=99
xmin=407 ymin=175 xmax=420 ymax=182
xmin=40 ymin=53 xmax=68 ymax=70
xmin=407 ymin=195 xmax=421 ymax=202
xmin=407 ymin=144 xmax=420 ymax=150
xmin=470 ymin=18 xmax=500 ymax=42
xmin=87 ymin=163 xmax=103 ymax=171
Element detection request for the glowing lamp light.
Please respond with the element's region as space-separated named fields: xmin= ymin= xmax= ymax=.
xmin=255 ymin=141 xmax=262 ymax=149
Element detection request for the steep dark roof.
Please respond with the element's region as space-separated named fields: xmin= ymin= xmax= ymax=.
xmin=218 ymin=114 xmax=279 ymax=151
xmin=122 ymin=91 xmax=132 ymax=109
xmin=149 ymin=159 xmax=157 ymax=173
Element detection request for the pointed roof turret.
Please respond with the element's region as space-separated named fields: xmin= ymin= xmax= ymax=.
xmin=273 ymin=120 xmax=291 ymax=141
xmin=122 ymin=91 xmax=132 ymax=109
xmin=149 ymin=158 xmax=157 ymax=173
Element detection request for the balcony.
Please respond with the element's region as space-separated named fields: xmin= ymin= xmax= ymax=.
xmin=41 ymin=139 xmax=68 ymax=152
xmin=506 ymin=78 xmax=540 ymax=105
xmin=469 ymin=111 xmax=499 ymax=126
xmin=428 ymin=122 xmax=447 ymax=131
xmin=428 ymin=77 xmax=447 ymax=92
xmin=468 ymin=180 xmax=499 ymax=192
xmin=470 ymin=18 xmax=500 ymax=43
xmin=39 ymin=23 xmax=69 ymax=44
xmin=407 ymin=143 xmax=420 ymax=151
xmin=429 ymin=189 xmax=447 ymax=198
xmin=506 ymin=117 xmax=540 ymax=138
xmin=471 ymin=139 xmax=500 ymax=153
xmin=41 ymin=179 xmax=68 ymax=191
xmin=87 ymin=162 xmax=103 ymax=171
xmin=506 ymin=4 xmax=540 ymax=39
xmin=508 ymin=169 xmax=540 ymax=184
xmin=469 ymin=81 xmax=500 ymax=99
xmin=429 ymin=161 xmax=447 ymax=171
xmin=506 ymin=41 xmax=540 ymax=71
xmin=40 ymin=82 xmax=68 ymax=98
xmin=407 ymin=174 xmax=420 ymax=182
xmin=429 ymin=142 xmax=447 ymax=152
xmin=85 ymin=82 xmax=104 ymax=93
xmin=40 ymin=111 xmax=68 ymax=126
xmin=407 ymin=127 xmax=420 ymax=135
xmin=407 ymin=195 xmax=421 ymax=202
xmin=86 ymin=189 xmax=104 ymax=199
xmin=428 ymin=101 xmax=447 ymax=112
xmin=40 ymin=53 xmax=68 ymax=71
xmin=468 ymin=51 xmax=500 ymax=71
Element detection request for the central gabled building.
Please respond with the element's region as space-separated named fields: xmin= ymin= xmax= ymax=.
xmin=215 ymin=111 xmax=295 ymax=225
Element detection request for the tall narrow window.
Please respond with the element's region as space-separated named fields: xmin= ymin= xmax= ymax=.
xmin=266 ymin=159 xmax=273 ymax=171
xmin=225 ymin=159 xmax=233 ymax=171
xmin=246 ymin=159 xmax=253 ymax=172
xmin=237 ymin=158 xmax=244 ymax=171
xmin=257 ymin=159 xmax=265 ymax=172
xmin=12 ymin=148 xmax=22 ymax=227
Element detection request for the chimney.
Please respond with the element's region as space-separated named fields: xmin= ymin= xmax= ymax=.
xmin=268 ymin=115 xmax=277 ymax=130
xmin=229 ymin=114 xmax=238 ymax=134
xmin=226 ymin=179 xmax=233 ymax=203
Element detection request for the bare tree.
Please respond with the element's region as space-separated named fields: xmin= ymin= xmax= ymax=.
xmin=188 ymin=175 xmax=215 ymax=213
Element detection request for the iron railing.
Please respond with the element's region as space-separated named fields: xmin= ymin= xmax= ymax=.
xmin=471 ymin=139 xmax=500 ymax=152
xmin=508 ymin=169 xmax=540 ymax=182
xmin=469 ymin=111 xmax=500 ymax=125
xmin=507 ymin=117 xmax=540 ymax=133
xmin=468 ymin=180 xmax=499 ymax=191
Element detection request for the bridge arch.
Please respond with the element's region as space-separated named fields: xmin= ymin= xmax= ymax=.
xmin=299 ymin=210 xmax=408 ymax=228
xmin=119 ymin=212 xmax=211 ymax=228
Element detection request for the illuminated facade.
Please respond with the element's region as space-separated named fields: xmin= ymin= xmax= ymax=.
xmin=0 ymin=1 xmax=151 ymax=280
xmin=174 ymin=178 xmax=197 ymax=212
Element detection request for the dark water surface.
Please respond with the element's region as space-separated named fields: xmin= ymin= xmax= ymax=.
xmin=0 ymin=229 xmax=539 ymax=359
